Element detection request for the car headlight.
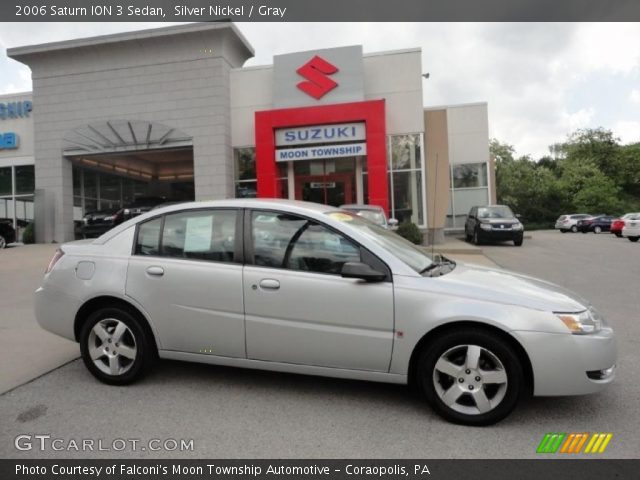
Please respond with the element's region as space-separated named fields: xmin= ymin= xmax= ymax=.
xmin=556 ymin=308 xmax=602 ymax=335
xmin=104 ymin=215 xmax=115 ymax=222
xmin=480 ymin=223 xmax=492 ymax=231
xmin=512 ymin=222 xmax=523 ymax=230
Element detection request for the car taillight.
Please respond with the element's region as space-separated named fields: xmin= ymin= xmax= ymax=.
xmin=45 ymin=248 xmax=65 ymax=274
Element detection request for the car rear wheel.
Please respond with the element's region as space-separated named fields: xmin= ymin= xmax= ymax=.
xmin=571 ymin=225 xmax=578 ymax=233
xmin=615 ymin=233 xmax=622 ymax=238
xmin=0 ymin=235 xmax=6 ymax=249
xmin=594 ymin=226 xmax=602 ymax=234
xmin=417 ymin=328 xmax=524 ymax=426
xmin=79 ymin=307 xmax=155 ymax=385
xmin=629 ymin=237 xmax=639 ymax=243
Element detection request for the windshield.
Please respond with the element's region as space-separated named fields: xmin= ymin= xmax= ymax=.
xmin=326 ymin=211 xmax=432 ymax=273
xmin=477 ymin=206 xmax=514 ymax=219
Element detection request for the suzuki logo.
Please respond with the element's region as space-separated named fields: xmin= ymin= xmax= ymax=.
xmin=296 ymin=55 xmax=339 ymax=99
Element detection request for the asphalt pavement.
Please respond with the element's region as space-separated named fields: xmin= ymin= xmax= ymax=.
xmin=0 ymin=231 xmax=637 ymax=458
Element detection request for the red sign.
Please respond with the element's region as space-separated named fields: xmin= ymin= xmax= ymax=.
xmin=296 ymin=56 xmax=339 ymax=99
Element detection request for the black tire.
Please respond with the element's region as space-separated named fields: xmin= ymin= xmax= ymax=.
xmin=79 ymin=307 xmax=156 ymax=385
xmin=465 ymin=230 xmax=472 ymax=242
xmin=513 ymin=238 xmax=523 ymax=246
xmin=473 ymin=229 xmax=482 ymax=245
xmin=417 ymin=328 xmax=524 ymax=426
xmin=0 ymin=234 xmax=6 ymax=249
xmin=615 ymin=233 xmax=622 ymax=238
xmin=629 ymin=237 xmax=639 ymax=243
xmin=560 ymin=229 xmax=567 ymax=233
xmin=570 ymin=225 xmax=578 ymax=233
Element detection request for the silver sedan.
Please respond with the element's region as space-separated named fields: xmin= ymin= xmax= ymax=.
xmin=34 ymin=199 xmax=616 ymax=425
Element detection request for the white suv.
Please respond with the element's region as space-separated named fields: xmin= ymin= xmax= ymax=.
xmin=555 ymin=214 xmax=592 ymax=233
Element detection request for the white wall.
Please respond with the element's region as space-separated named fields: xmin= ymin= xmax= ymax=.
xmin=230 ymin=48 xmax=425 ymax=147
xmin=446 ymin=103 xmax=489 ymax=165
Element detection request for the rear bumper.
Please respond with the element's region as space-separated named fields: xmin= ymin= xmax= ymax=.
xmin=513 ymin=328 xmax=616 ymax=396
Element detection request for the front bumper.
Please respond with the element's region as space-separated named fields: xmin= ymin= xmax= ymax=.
xmin=513 ymin=327 xmax=616 ymax=396
xmin=478 ymin=229 xmax=523 ymax=242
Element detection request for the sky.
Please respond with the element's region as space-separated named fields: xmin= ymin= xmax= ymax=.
xmin=1 ymin=22 xmax=639 ymax=159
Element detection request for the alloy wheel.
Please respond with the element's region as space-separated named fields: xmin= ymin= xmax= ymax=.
xmin=87 ymin=318 xmax=138 ymax=376
xmin=0 ymin=235 xmax=6 ymax=249
xmin=432 ymin=344 xmax=508 ymax=415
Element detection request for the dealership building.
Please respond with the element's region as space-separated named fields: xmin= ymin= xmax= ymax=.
xmin=3 ymin=23 xmax=494 ymax=244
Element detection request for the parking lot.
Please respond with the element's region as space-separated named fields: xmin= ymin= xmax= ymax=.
xmin=0 ymin=230 xmax=638 ymax=458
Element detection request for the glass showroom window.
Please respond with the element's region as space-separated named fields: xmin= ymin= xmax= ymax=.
xmin=447 ymin=162 xmax=490 ymax=229
xmin=234 ymin=147 xmax=257 ymax=198
xmin=72 ymin=165 xmax=147 ymax=220
xmin=0 ymin=165 xmax=35 ymax=241
xmin=388 ymin=134 xmax=425 ymax=226
xmin=234 ymin=147 xmax=288 ymax=199
xmin=451 ymin=163 xmax=488 ymax=189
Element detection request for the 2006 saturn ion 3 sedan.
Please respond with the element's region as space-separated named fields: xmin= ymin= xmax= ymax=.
xmin=35 ymin=199 xmax=616 ymax=425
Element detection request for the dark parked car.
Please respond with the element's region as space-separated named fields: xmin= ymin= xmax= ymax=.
xmin=465 ymin=205 xmax=524 ymax=246
xmin=0 ymin=219 xmax=17 ymax=248
xmin=80 ymin=209 xmax=120 ymax=238
xmin=577 ymin=215 xmax=615 ymax=233
xmin=113 ymin=196 xmax=167 ymax=226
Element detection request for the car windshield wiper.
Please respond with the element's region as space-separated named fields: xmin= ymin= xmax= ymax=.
xmin=419 ymin=254 xmax=457 ymax=276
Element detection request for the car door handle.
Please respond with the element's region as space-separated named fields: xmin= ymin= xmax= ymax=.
xmin=146 ymin=266 xmax=164 ymax=276
xmin=258 ymin=279 xmax=280 ymax=290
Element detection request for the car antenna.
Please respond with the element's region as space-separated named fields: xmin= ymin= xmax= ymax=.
xmin=431 ymin=154 xmax=439 ymax=262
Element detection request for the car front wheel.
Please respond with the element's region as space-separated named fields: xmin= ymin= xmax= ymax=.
xmin=629 ymin=237 xmax=639 ymax=243
xmin=571 ymin=225 xmax=578 ymax=233
xmin=0 ymin=235 xmax=6 ymax=249
xmin=594 ymin=226 xmax=602 ymax=234
xmin=418 ymin=328 xmax=524 ymax=426
xmin=79 ymin=307 xmax=155 ymax=385
xmin=473 ymin=229 xmax=481 ymax=245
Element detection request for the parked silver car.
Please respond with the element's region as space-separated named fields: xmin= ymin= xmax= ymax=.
xmin=339 ymin=203 xmax=398 ymax=229
xmin=555 ymin=214 xmax=592 ymax=233
xmin=35 ymin=199 xmax=616 ymax=425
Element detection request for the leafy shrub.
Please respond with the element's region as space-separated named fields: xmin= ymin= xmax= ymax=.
xmin=396 ymin=221 xmax=423 ymax=245
xmin=23 ymin=222 xmax=35 ymax=244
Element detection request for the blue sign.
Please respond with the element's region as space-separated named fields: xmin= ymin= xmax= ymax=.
xmin=0 ymin=133 xmax=19 ymax=150
xmin=0 ymin=101 xmax=32 ymax=120
xmin=275 ymin=122 xmax=366 ymax=146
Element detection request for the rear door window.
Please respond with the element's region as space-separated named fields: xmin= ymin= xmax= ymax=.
xmin=134 ymin=209 xmax=238 ymax=262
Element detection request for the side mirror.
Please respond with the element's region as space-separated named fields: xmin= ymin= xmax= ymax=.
xmin=341 ymin=262 xmax=387 ymax=282
xmin=515 ymin=214 xmax=522 ymax=219
xmin=388 ymin=218 xmax=399 ymax=229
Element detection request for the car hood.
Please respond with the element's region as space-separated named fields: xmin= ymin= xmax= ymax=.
xmin=432 ymin=262 xmax=588 ymax=312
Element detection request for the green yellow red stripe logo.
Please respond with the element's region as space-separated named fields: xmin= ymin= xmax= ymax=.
xmin=537 ymin=433 xmax=613 ymax=454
